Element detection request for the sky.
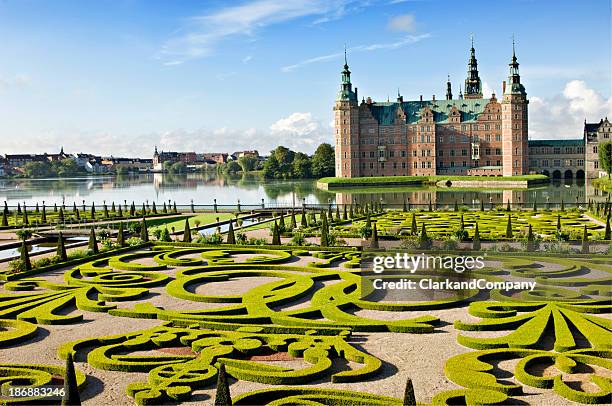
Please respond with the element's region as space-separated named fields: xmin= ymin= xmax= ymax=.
xmin=0 ymin=0 xmax=610 ymax=157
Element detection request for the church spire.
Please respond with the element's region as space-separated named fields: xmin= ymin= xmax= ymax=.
xmin=446 ymin=75 xmax=453 ymax=100
xmin=464 ymin=35 xmax=483 ymax=99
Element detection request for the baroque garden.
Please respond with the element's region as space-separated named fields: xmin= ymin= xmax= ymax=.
xmin=0 ymin=199 xmax=610 ymax=405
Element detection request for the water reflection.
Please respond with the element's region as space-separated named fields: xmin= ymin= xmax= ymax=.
xmin=0 ymin=174 xmax=606 ymax=207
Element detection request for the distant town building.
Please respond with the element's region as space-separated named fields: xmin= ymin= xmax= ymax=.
xmin=152 ymin=147 xmax=198 ymax=170
xmin=45 ymin=147 xmax=71 ymax=162
xmin=4 ymin=153 xmax=48 ymax=167
xmin=231 ymin=150 xmax=259 ymax=159
xmin=73 ymin=153 xmax=107 ymax=173
xmin=202 ymin=153 xmax=229 ymax=164
xmin=584 ymin=117 xmax=611 ymax=178
xmin=101 ymin=157 xmax=153 ymax=172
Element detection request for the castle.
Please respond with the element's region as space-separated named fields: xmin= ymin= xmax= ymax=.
xmin=333 ymin=40 xmax=530 ymax=178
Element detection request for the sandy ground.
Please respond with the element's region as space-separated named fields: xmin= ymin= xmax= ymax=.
xmin=0 ymin=247 xmax=608 ymax=405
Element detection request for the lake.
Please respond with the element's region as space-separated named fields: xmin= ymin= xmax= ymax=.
xmin=0 ymin=173 xmax=608 ymax=209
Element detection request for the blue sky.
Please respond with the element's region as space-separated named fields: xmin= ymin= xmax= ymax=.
xmin=0 ymin=0 xmax=610 ymax=157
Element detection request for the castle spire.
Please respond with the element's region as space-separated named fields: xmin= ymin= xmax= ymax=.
xmin=337 ymin=46 xmax=357 ymax=103
xmin=505 ymin=37 xmax=525 ymax=96
xmin=446 ymin=74 xmax=453 ymax=100
xmin=464 ymin=35 xmax=483 ymax=99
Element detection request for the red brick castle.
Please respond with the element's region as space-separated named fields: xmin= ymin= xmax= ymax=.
xmin=333 ymin=40 xmax=528 ymax=178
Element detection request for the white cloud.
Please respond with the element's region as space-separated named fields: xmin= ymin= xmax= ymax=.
xmin=387 ymin=14 xmax=416 ymax=33
xmin=529 ymin=80 xmax=612 ymax=140
xmin=281 ymin=33 xmax=431 ymax=72
xmin=269 ymin=112 xmax=331 ymax=151
xmin=160 ymin=0 xmax=368 ymax=64
xmin=242 ymin=55 xmax=253 ymax=64
xmin=0 ymin=74 xmax=32 ymax=91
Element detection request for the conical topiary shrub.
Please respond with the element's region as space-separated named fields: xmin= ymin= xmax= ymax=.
xmin=411 ymin=213 xmax=417 ymax=235
xmin=556 ymin=214 xmax=561 ymax=232
xmin=117 ymin=222 xmax=125 ymax=247
xmin=214 ymin=363 xmax=231 ymax=406
xmin=291 ymin=211 xmax=297 ymax=229
xmin=20 ymin=240 xmax=31 ymax=271
xmin=506 ymin=200 xmax=511 ymax=212
xmin=526 ymin=224 xmax=535 ymax=252
xmin=605 ymin=214 xmax=611 ymax=240
xmin=1 ymin=210 xmax=7 ymax=227
xmin=473 ymin=222 xmax=481 ymax=251
xmin=226 ymin=221 xmax=236 ymax=244
xmin=581 ymin=225 xmax=589 ymax=254
xmin=88 ymin=228 xmax=98 ymax=254
xmin=301 ymin=210 xmax=307 ymax=228
xmin=271 ymin=221 xmax=281 ymax=245
xmin=140 ymin=217 xmax=149 ymax=242
xmin=403 ymin=377 xmax=416 ymax=406
xmin=183 ymin=219 xmax=192 ymax=243
xmin=41 ymin=205 xmax=47 ymax=223
xmin=103 ymin=204 xmax=109 ymax=218
xmin=91 ymin=203 xmax=96 ymax=219
xmin=505 ymin=214 xmax=513 ymax=239
xmin=152 ymin=202 xmax=157 ymax=214
xmin=57 ymin=232 xmax=67 ymax=262
xmin=418 ymin=223 xmax=431 ymax=250
xmin=61 ymin=352 xmax=81 ymax=406
xmin=371 ymin=222 xmax=379 ymax=249
xmin=58 ymin=208 xmax=65 ymax=223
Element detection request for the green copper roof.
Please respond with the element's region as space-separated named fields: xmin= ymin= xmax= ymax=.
xmin=528 ymin=139 xmax=583 ymax=147
xmin=368 ymin=98 xmax=490 ymax=125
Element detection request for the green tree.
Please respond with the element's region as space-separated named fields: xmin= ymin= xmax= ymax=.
xmin=237 ymin=155 xmax=258 ymax=172
xmin=557 ymin=214 xmax=562 ymax=231
xmin=301 ymin=209 xmax=308 ymax=228
xmin=526 ymin=225 xmax=535 ymax=252
xmin=262 ymin=154 xmax=280 ymax=179
xmin=418 ymin=223 xmax=432 ymax=250
xmin=169 ymin=161 xmax=187 ymax=173
xmin=311 ymin=143 xmax=335 ymax=178
xmin=598 ymin=141 xmax=612 ymax=178
xmin=292 ymin=152 xmax=312 ymax=178
xmin=56 ymin=232 xmax=67 ymax=261
xmin=223 ymin=160 xmax=242 ymax=174
xmin=88 ymin=228 xmax=99 ymax=254
xmin=604 ymin=214 xmax=611 ymax=240
xmin=1 ymin=210 xmax=7 ymax=227
xmin=320 ymin=211 xmax=329 ymax=247
xmin=411 ymin=213 xmax=417 ymax=235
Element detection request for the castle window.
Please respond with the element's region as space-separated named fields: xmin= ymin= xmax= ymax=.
xmin=427 ymin=161 xmax=432 ymax=168
xmin=439 ymin=150 xmax=444 ymax=157
xmin=486 ymin=160 xmax=491 ymax=166
xmin=401 ymin=151 xmax=406 ymax=157
xmin=421 ymin=150 xmax=426 ymax=157
xmin=381 ymin=162 xmax=385 ymax=169
xmin=461 ymin=149 xmax=467 ymax=156
xmin=450 ymin=135 xmax=455 ymax=143
xmin=496 ymin=148 xmax=501 ymax=155
xmin=496 ymin=160 xmax=501 ymax=166
xmin=593 ymin=146 xmax=598 ymax=153
xmin=389 ymin=151 xmax=395 ymax=157
xmin=542 ymin=160 xmax=548 ymax=167
xmin=414 ymin=162 xmax=418 ymax=168
xmin=578 ymin=159 xmax=584 ymax=166
xmin=450 ymin=161 xmax=455 ymax=167
xmin=362 ymin=152 xmax=366 ymax=158
xmin=450 ymin=150 xmax=455 ymax=157
xmin=421 ymin=135 xmax=425 ymax=142
xmin=413 ymin=150 xmax=417 ymax=157
xmin=462 ymin=161 xmax=467 ymax=167
xmin=427 ymin=135 xmax=431 ymax=143
xmin=438 ymin=136 xmax=443 ymax=142
xmin=594 ymin=161 xmax=599 ymax=169
xmin=370 ymin=151 xmax=375 ymax=158
xmin=421 ymin=161 xmax=426 ymax=168
xmin=393 ymin=162 xmax=397 ymax=169
xmin=553 ymin=147 xmax=561 ymax=154
xmin=370 ymin=163 xmax=374 ymax=169
xmin=402 ymin=162 xmax=406 ymax=169
xmin=485 ymin=148 xmax=491 ymax=155
xmin=495 ymin=135 xmax=501 ymax=141
xmin=554 ymin=160 xmax=561 ymax=167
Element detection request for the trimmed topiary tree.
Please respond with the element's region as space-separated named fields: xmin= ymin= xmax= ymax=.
xmin=560 ymin=199 xmax=565 ymax=211
xmin=103 ymin=204 xmax=109 ymax=218
xmin=88 ymin=228 xmax=98 ymax=254
xmin=533 ymin=200 xmax=537 ymax=211
xmin=41 ymin=204 xmax=47 ymax=223
xmin=411 ymin=213 xmax=417 ymax=235
xmin=506 ymin=200 xmax=511 ymax=212
xmin=1 ymin=210 xmax=7 ymax=227
xmin=117 ymin=205 xmax=123 ymax=217
xmin=226 ymin=221 xmax=236 ymax=244
xmin=480 ymin=200 xmax=484 ymax=211
xmin=505 ymin=214 xmax=513 ymax=239
xmin=526 ymin=224 xmax=535 ymax=252
xmin=117 ymin=222 xmax=125 ymax=247
xmin=418 ymin=223 xmax=431 ymax=250
xmin=605 ymin=214 xmax=611 ymax=240
xmin=403 ymin=197 xmax=407 ymax=212
xmin=173 ymin=202 xmax=177 ymax=213
xmin=57 ymin=232 xmax=67 ymax=262
xmin=581 ymin=225 xmax=589 ymax=254
xmin=111 ymin=202 xmax=116 ymax=212
xmin=91 ymin=203 xmax=96 ymax=219
xmin=162 ymin=202 xmax=167 ymax=214
xmin=58 ymin=208 xmax=65 ymax=223
xmin=62 ymin=352 xmax=81 ymax=406
xmin=349 ymin=204 xmax=354 ymax=219
xmin=301 ymin=210 xmax=307 ymax=228
xmin=404 ymin=377 xmax=416 ymax=406
xmin=20 ymin=240 xmax=31 ymax=271
xmin=472 ymin=222 xmax=481 ymax=251
xmin=183 ymin=219 xmax=192 ymax=243
xmin=371 ymin=222 xmax=379 ymax=249
xmin=320 ymin=212 xmax=329 ymax=247
xmin=291 ymin=211 xmax=297 ymax=228
xmin=271 ymin=221 xmax=281 ymax=245
xmin=140 ymin=217 xmax=149 ymax=242
xmin=130 ymin=202 xmax=136 ymax=217
xmin=22 ymin=209 xmax=29 ymax=226
xmin=454 ymin=201 xmax=458 ymax=212
xmin=279 ymin=214 xmax=286 ymax=232
xmin=556 ymin=214 xmax=561 ymax=232
xmin=214 ymin=363 xmax=231 ymax=406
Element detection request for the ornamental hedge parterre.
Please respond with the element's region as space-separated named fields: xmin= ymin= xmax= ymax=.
xmin=331 ymin=210 xmax=606 ymax=240
xmin=0 ymin=242 xmax=610 ymax=405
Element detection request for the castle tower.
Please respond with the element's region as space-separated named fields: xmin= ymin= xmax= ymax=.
xmin=501 ymin=40 xmax=529 ymax=176
xmin=464 ymin=36 xmax=483 ymax=99
xmin=445 ymin=75 xmax=453 ymax=100
xmin=333 ymin=49 xmax=359 ymax=177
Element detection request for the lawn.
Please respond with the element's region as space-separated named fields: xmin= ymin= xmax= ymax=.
xmin=148 ymin=212 xmax=235 ymax=232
